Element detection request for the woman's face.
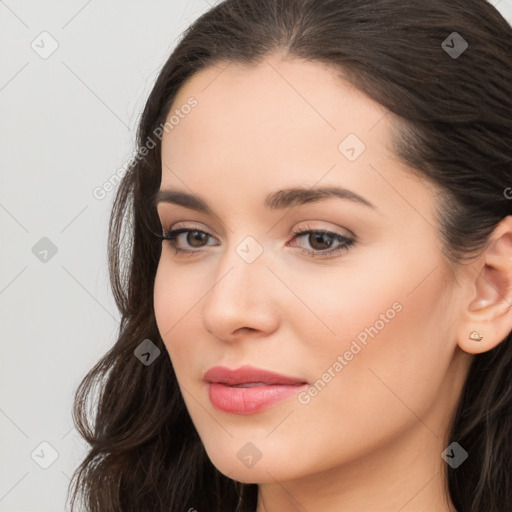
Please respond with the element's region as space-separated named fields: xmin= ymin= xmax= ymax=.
xmin=153 ymin=54 xmax=473 ymax=486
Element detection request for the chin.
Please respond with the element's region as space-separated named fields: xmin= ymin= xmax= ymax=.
xmin=205 ymin=449 xmax=298 ymax=484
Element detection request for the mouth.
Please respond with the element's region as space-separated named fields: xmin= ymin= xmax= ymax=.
xmin=203 ymin=364 xmax=308 ymax=386
xmin=226 ymin=382 xmax=281 ymax=387
xmin=203 ymin=365 xmax=308 ymax=414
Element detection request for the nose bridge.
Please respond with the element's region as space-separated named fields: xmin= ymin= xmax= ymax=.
xmin=207 ymin=235 xmax=266 ymax=308
xmin=201 ymin=234 xmax=277 ymax=336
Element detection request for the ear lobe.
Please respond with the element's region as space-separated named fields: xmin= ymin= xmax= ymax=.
xmin=458 ymin=216 xmax=512 ymax=354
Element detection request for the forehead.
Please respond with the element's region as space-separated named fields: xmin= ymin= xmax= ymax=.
xmin=164 ymin=54 xmax=392 ymax=162
xmin=159 ymin=54 xmax=433 ymax=221
xmin=163 ymin=55 xmax=390 ymax=165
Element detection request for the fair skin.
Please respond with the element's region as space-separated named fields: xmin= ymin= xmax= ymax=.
xmin=153 ymin=53 xmax=512 ymax=512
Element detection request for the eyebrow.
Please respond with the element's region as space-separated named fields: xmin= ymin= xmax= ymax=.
xmin=152 ymin=186 xmax=376 ymax=214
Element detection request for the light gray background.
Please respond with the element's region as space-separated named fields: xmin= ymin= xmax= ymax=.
xmin=1 ymin=1 xmax=511 ymax=510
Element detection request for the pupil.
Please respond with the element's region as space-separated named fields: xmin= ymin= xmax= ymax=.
xmin=188 ymin=231 xmax=207 ymax=247
xmin=310 ymin=232 xmax=332 ymax=250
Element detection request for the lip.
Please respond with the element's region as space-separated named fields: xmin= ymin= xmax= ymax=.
xmin=203 ymin=365 xmax=307 ymax=386
xmin=204 ymin=365 xmax=308 ymax=415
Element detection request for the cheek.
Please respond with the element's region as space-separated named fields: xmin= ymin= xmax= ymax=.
xmin=290 ymin=240 xmax=452 ymax=401
xmin=153 ymin=261 xmax=195 ymax=363
xmin=297 ymin=256 xmax=454 ymax=424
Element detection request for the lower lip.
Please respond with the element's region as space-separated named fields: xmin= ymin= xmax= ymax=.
xmin=207 ymin=382 xmax=308 ymax=414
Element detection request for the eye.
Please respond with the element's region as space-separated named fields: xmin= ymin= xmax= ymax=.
xmin=156 ymin=222 xmax=356 ymax=259
xmin=287 ymin=223 xmax=355 ymax=258
xmin=158 ymin=227 xmax=217 ymax=257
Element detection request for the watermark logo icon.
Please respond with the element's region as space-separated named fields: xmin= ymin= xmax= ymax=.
xmin=237 ymin=442 xmax=263 ymax=468
xmin=31 ymin=31 xmax=59 ymax=59
xmin=442 ymin=32 xmax=468 ymax=59
xmin=134 ymin=339 xmax=161 ymax=366
xmin=32 ymin=237 xmax=58 ymax=263
xmin=338 ymin=133 xmax=366 ymax=161
xmin=441 ymin=441 xmax=468 ymax=468
xmin=236 ymin=236 xmax=263 ymax=264
xmin=31 ymin=441 xmax=59 ymax=469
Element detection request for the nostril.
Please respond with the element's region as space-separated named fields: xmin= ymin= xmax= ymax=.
xmin=234 ymin=327 xmax=257 ymax=335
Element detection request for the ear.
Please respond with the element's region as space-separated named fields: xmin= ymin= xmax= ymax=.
xmin=457 ymin=215 xmax=512 ymax=354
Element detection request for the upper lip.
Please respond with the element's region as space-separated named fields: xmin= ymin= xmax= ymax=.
xmin=203 ymin=365 xmax=308 ymax=386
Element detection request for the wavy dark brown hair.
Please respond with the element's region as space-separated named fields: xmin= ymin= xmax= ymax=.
xmin=66 ymin=0 xmax=512 ymax=510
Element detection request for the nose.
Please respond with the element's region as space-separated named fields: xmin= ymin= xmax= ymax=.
xmin=201 ymin=243 xmax=280 ymax=342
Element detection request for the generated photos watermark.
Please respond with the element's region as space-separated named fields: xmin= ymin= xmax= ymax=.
xmin=298 ymin=301 xmax=403 ymax=405
xmin=92 ymin=96 xmax=198 ymax=201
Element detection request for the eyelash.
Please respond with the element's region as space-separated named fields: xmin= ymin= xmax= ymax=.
xmin=156 ymin=223 xmax=355 ymax=259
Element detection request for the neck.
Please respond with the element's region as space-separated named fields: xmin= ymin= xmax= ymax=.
xmin=255 ymin=420 xmax=457 ymax=512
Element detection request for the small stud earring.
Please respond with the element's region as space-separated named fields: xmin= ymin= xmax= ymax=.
xmin=469 ymin=330 xmax=483 ymax=342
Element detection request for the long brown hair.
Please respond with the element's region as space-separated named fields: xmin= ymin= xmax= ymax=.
xmin=67 ymin=1 xmax=512 ymax=510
